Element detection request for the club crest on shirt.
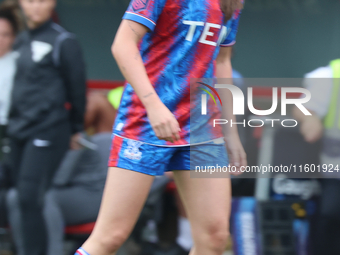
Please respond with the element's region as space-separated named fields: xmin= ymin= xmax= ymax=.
xmin=132 ymin=0 xmax=149 ymax=12
xmin=124 ymin=140 xmax=143 ymax=161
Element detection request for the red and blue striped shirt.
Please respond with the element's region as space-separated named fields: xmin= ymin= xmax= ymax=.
xmin=113 ymin=0 xmax=242 ymax=146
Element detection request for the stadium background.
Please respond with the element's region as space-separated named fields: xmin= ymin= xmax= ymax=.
xmin=24 ymin=0 xmax=340 ymax=79
xmin=0 ymin=0 xmax=338 ymax=80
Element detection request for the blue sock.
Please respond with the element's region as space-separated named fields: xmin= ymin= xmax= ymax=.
xmin=75 ymin=247 xmax=90 ymax=255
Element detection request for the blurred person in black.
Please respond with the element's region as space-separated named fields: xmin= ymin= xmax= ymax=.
xmin=293 ymin=59 xmax=340 ymax=255
xmin=4 ymin=0 xmax=86 ymax=254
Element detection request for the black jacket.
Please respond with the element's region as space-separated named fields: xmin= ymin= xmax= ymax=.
xmin=8 ymin=20 xmax=86 ymax=139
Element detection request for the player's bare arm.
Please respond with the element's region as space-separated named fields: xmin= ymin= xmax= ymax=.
xmin=215 ymin=46 xmax=247 ymax=172
xmin=112 ymin=20 xmax=180 ymax=143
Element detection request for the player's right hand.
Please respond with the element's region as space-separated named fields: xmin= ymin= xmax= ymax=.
xmin=146 ymin=102 xmax=181 ymax=143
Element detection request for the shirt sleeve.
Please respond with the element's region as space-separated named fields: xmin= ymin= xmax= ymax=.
xmin=301 ymin=66 xmax=333 ymax=118
xmin=220 ymin=9 xmax=241 ymax=47
xmin=123 ymin=0 xmax=167 ymax=31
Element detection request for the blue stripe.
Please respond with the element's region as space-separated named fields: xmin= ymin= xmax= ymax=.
xmin=123 ymin=12 xmax=156 ymax=31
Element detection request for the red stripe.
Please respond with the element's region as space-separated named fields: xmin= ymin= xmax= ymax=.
xmin=65 ymin=222 xmax=95 ymax=234
xmin=252 ymin=87 xmax=302 ymax=99
xmin=108 ymin=136 xmax=124 ymax=167
xmin=86 ymin=80 xmax=303 ymax=100
xmin=87 ymin=80 xmax=124 ymax=90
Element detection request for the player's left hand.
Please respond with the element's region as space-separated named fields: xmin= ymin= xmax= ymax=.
xmin=224 ymin=133 xmax=247 ymax=176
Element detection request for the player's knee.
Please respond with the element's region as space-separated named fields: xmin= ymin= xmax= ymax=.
xmin=199 ymin=222 xmax=230 ymax=253
xmin=96 ymin=229 xmax=130 ymax=253
xmin=209 ymin=228 xmax=229 ymax=252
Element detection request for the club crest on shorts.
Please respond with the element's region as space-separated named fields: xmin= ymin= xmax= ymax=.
xmin=124 ymin=140 xmax=143 ymax=161
xmin=132 ymin=0 xmax=149 ymax=12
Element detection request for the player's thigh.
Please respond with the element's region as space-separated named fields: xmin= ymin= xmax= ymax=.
xmin=96 ymin=134 xmax=175 ymax=237
xmin=173 ymin=171 xmax=232 ymax=235
xmin=91 ymin=167 xmax=155 ymax=238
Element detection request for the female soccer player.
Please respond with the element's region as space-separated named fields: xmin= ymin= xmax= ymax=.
xmin=76 ymin=0 xmax=246 ymax=255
